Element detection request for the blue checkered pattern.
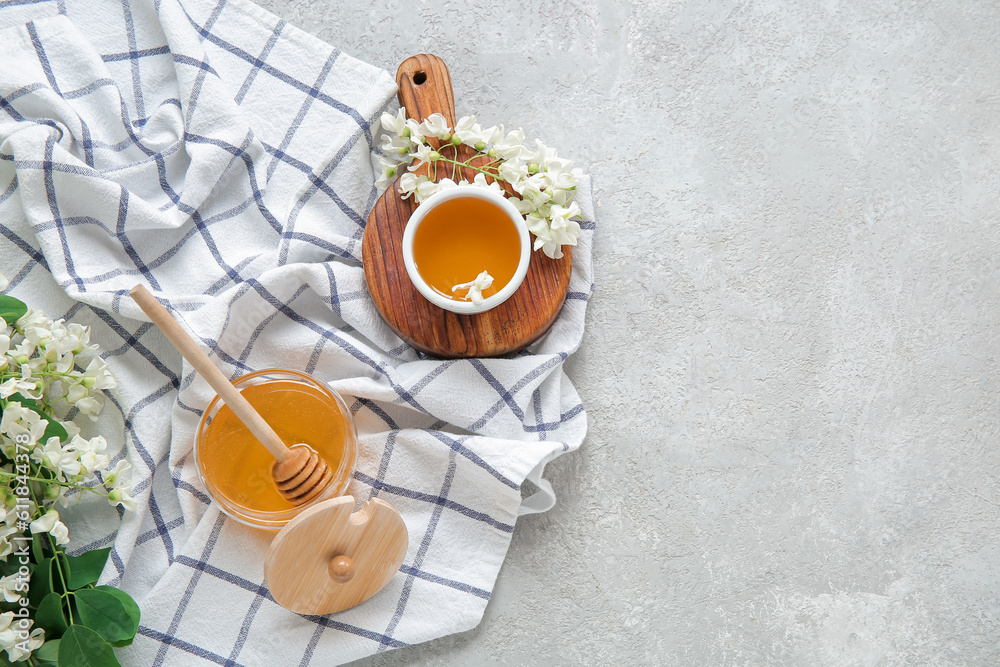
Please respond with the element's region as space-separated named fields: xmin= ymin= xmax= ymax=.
xmin=0 ymin=0 xmax=594 ymax=664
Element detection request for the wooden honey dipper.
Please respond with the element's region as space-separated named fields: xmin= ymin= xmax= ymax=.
xmin=130 ymin=285 xmax=332 ymax=505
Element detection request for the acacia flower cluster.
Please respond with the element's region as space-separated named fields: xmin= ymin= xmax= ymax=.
xmin=375 ymin=108 xmax=584 ymax=260
xmin=0 ymin=276 xmax=138 ymax=663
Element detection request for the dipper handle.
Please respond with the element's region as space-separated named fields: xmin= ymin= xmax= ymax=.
xmin=129 ymin=284 xmax=292 ymax=464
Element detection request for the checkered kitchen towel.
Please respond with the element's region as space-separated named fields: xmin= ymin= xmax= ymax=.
xmin=0 ymin=0 xmax=594 ymax=664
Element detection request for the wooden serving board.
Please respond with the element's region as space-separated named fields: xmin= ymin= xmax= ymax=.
xmin=362 ymin=54 xmax=572 ymax=358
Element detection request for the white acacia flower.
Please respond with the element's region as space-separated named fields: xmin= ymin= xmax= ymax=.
xmin=108 ymin=488 xmax=138 ymax=513
xmin=29 ymin=510 xmax=69 ymax=546
xmin=379 ymin=107 xmax=409 ymax=137
xmin=527 ymin=201 xmax=582 ymax=260
xmin=20 ymin=312 xmax=57 ymax=350
xmin=540 ymin=156 xmax=578 ymax=191
xmin=46 ymin=485 xmax=71 ymax=508
xmin=74 ymin=392 xmax=106 ymax=421
xmin=454 ymin=116 xmax=494 ymax=150
xmin=374 ymin=156 xmax=399 ymax=191
xmin=409 ymin=142 xmax=439 ymax=167
xmin=498 ymin=159 xmax=528 ymax=187
xmin=397 ymin=172 xmax=418 ymax=198
xmin=34 ymin=436 xmax=81 ymax=480
xmin=417 ymin=113 xmax=451 ymax=140
xmin=6 ymin=338 xmax=35 ymax=366
xmin=103 ymin=458 xmax=132 ymax=489
xmin=105 ymin=458 xmax=138 ymax=512
xmin=51 ymin=351 xmax=75 ymax=375
xmin=492 ymin=128 xmax=530 ymax=160
xmin=0 ymin=524 xmax=17 ymax=559
xmin=62 ymin=418 xmax=81 ymax=440
xmin=547 ymin=186 xmax=575 ymax=206
xmin=464 ymin=172 xmax=504 ymax=196
xmin=66 ymin=382 xmax=87 ymax=405
xmin=399 ymin=174 xmax=447 ymax=202
xmin=41 ymin=319 xmax=83 ymax=358
xmin=481 ymin=124 xmax=504 ymax=148
xmin=66 ymin=322 xmax=97 ymax=354
xmin=509 ymin=196 xmax=536 ymax=216
xmin=380 ymin=132 xmax=414 ymax=157
xmin=82 ymin=358 xmax=117 ymax=392
xmin=414 ymin=178 xmax=442 ymax=201
xmin=0 ymin=612 xmax=43 ymax=662
xmin=551 ymin=201 xmax=583 ymax=225
xmin=526 ymin=213 xmax=559 ymax=258
xmin=452 ymin=271 xmax=494 ymax=305
xmin=0 ymin=402 xmax=46 ymax=442
xmin=77 ymin=435 xmax=110 ymax=475
xmin=3 ymin=501 xmax=34 ymax=528
xmin=51 ymin=521 xmax=69 ymax=545
xmin=0 ymin=574 xmax=21 ymax=603
xmin=526 ymin=139 xmax=560 ymax=170
xmin=434 ymin=178 xmax=459 ymax=193
xmin=17 ymin=309 xmax=50 ymax=330
xmin=0 ymin=365 xmax=39 ymax=400
xmin=517 ymin=177 xmax=553 ymax=211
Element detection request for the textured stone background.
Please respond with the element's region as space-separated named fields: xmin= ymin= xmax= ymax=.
xmin=259 ymin=0 xmax=1000 ymax=664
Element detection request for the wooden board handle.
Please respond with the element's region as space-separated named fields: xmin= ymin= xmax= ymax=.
xmin=396 ymin=54 xmax=456 ymax=127
xmin=129 ymin=285 xmax=292 ymax=464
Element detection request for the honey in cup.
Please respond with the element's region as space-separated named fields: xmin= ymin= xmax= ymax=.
xmin=194 ymin=369 xmax=357 ymax=529
xmin=412 ymin=195 xmax=522 ymax=302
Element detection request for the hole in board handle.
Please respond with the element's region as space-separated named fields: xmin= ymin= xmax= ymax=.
xmin=413 ymin=71 xmax=427 ymax=85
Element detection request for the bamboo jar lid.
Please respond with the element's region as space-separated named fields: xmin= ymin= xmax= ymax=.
xmin=264 ymin=496 xmax=408 ymax=615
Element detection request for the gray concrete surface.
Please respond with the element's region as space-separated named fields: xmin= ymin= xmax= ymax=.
xmin=259 ymin=1 xmax=1000 ymax=664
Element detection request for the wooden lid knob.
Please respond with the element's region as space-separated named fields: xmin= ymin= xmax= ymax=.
xmin=328 ymin=555 xmax=355 ymax=583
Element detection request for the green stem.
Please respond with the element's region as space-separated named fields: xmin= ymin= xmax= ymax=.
xmin=51 ymin=550 xmax=69 ymax=610
xmin=0 ymin=470 xmax=107 ymax=496
xmin=24 ymin=464 xmax=74 ymax=624
xmin=434 ymin=156 xmax=503 ymax=180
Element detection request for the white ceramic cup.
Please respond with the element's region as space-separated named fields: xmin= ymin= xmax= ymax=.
xmin=402 ymin=185 xmax=530 ymax=315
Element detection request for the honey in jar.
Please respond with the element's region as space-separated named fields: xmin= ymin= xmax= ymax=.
xmin=195 ymin=370 xmax=356 ymax=527
xmin=411 ymin=195 xmax=522 ymax=301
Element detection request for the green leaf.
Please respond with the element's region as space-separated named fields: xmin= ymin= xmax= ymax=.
xmin=0 ymin=296 xmax=26 ymax=327
xmin=72 ymin=588 xmax=138 ymax=645
xmin=40 ymin=418 xmax=68 ymax=444
xmin=94 ymin=586 xmax=141 ymax=647
xmin=57 ymin=625 xmax=120 ymax=667
xmin=29 ymin=558 xmax=54 ymax=608
xmin=34 ymin=638 xmax=60 ymax=662
xmin=91 ymin=586 xmax=139 ymax=646
xmin=35 ymin=592 xmax=69 ymax=638
xmin=66 ymin=549 xmax=111 ymax=590
xmin=0 ymin=554 xmax=30 ymax=578
xmin=31 ymin=532 xmax=46 ymax=566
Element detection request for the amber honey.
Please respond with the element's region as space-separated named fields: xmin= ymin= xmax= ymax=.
xmin=412 ymin=196 xmax=522 ymax=301
xmin=196 ymin=373 xmax=354 ymax=521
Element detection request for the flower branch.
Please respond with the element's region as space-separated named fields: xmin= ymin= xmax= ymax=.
xmin=375 ymin=108 xmax=583 ymax=260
